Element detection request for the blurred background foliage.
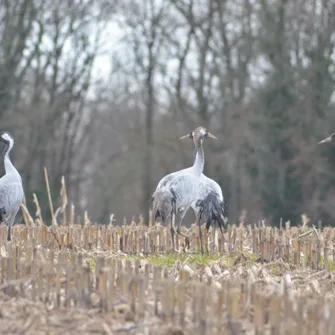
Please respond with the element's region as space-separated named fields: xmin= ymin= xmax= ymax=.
xmin=1 ymin=0 xmax=335 ymax=226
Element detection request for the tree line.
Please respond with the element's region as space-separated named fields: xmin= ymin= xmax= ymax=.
xmin=1 ymin=0 xmax=335 ymax=226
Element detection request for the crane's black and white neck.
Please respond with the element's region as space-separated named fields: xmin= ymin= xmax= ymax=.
xmin=179 ymin=126 xmax=217 ymax=177
xmin=0 ymin=132 xmax=20 ymax=179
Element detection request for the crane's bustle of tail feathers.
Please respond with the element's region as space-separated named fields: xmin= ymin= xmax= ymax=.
xmin=197 ymin=191 xmax=227 ymax=236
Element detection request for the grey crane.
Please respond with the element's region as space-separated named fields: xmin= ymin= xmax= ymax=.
xmin=152 ymin=173 xmax=226 ymax=254
xmin=151 ymin=127 xmax=216 ymax=239
xmin=318 ymin=133 xmax=335 ymax=144
xmin=0 ymin=132 xmax=24 ymax=241
xmin=180 ymin=131 xmax=228 ymax=249
xmin=151 ymin=127 xmax=227 ymax=253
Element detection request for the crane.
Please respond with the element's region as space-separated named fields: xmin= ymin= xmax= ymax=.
xmin=181 ymin=131 xmax=228 ymax=249
xmin=318 ymin=133 xmax=335 ymax=144
xmin=152 ymin=173 xmax=226 ymax=254
xmin=151 ymin=127 xmax=216 ymax=233
xmin=0 ymin=132 xmax=24 ymax=241
xmin=151 ymin=126 xmax=227 ymax=253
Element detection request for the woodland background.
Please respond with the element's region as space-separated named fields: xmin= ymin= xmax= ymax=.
xmin=1 ymin=0 xmax=335 ymax=227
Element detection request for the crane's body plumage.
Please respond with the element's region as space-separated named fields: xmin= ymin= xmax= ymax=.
xmin=0 ymin=180 xmax=23 ymax=221
xmin=167 ymin=175 xmax=212 ymax=210
xmin=0 ymin=132 xmax=24 ymax=241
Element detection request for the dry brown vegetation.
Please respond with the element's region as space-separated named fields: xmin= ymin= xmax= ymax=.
xmin=0 ymin=176 xmax=334 ymax=334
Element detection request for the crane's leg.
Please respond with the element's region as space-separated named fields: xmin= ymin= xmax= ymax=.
xmin=175 ymin=208 xmax=191 ymax=249
xmin=211 ymin=222 xmax=217 ymax=252
xmin=195 ymin=207 xmax=205 ymax=255
xmin=197 ymin=213 xmax=204 ymax=255
xmin=176 ymin=208 xmax=189 ymax=238
xmin=170 ymin=217 xmax=176 ymax=251
xmin=7 ymin=214 xmax=16 ymax=242
xmin=170 ymin=202 xmax=177 ymax=251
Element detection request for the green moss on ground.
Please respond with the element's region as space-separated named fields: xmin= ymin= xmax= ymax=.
xmin=86 ymin=257 xmax=97 ymax=271
xmin=147 ymin=254 xmax=222 ymax=267
xmin=319 ymin=257 xmax=335 ymax=272
xmin=125 ymin=251 xmax=259 ymax=268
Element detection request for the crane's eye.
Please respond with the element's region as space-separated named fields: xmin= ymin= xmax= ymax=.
xmin=189 ymin=132 xmax=194 ymax=139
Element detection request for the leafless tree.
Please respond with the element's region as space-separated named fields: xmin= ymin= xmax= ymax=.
xmin=1 ymin=0 xmax=335 ymax=227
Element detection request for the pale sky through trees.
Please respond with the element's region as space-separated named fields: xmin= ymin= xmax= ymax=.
xmin=1 ymin=0 xmax=335 ymax=227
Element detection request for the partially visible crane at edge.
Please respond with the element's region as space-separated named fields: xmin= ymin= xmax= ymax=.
xmin=318 ymin=133 xmax=335 ymax=144
xmin=0 ymin=132 xmax=24 ymax=241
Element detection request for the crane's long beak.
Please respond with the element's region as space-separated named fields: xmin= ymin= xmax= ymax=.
xmin=179 ymin=134 xmax=190 ymax=140
xmin=207 ymin=132 xmax=218 ymax=140
xmin=318 ymin=136 xmax=332 ymax=144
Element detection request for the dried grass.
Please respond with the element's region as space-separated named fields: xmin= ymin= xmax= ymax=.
xmin=0 ymin=170 xmax=335 ymax=334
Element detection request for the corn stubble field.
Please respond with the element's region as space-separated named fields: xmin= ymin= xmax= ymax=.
xmin=2 ymin=175 xmax=335 ymax=334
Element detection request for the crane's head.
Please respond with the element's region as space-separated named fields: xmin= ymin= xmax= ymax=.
xmin=179 ymin=126 xmax=217 ymax=147
xmin=318 ymin=133 xmax=335 ymax=145
xmin=0 ymin=131 xmax=14 ymax=148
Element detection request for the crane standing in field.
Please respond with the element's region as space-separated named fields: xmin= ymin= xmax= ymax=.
xmin=0 ymin=132 xmax=24 ymax=241
xmin=151 ymin=127 xmax=216 ymax=235
xmin=152 ymin=174 xmax=226 ymax=253
xmin=151 ymin=126 xmax=227 ymax=253
xmin=180 ymin=130 xmax=228 ymax=249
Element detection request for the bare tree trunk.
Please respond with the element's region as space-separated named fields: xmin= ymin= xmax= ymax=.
xmin=143 ymin=40 xmax=154 ymax=226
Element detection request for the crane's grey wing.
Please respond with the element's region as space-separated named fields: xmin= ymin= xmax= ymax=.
xmin=155 ymin=167 xmax=193 ymax=191
xmin=156 ymin=173 xmax=177 ymax=190
xmin=151 ymin=173 xmax=176 ymax=205
xmin=0 ymin=182 xmax=24 ymax=222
